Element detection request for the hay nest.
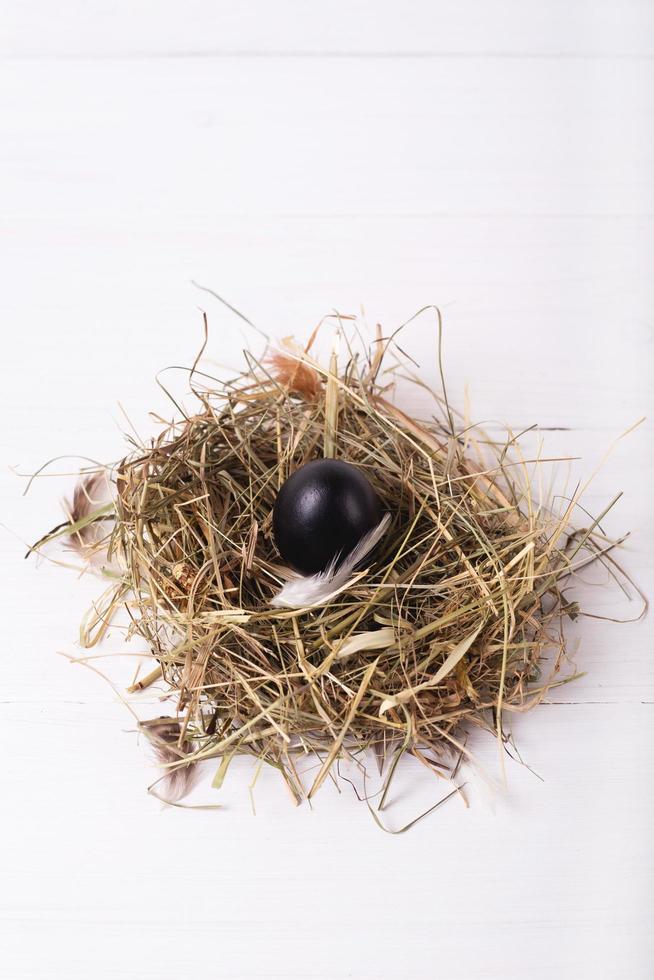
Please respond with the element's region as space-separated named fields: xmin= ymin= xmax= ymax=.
xmin=33 ymin=313 xmax=635 ymax=821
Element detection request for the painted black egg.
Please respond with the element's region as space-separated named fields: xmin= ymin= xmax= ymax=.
xmin=273 ymin=459 xmax=383 ymax=575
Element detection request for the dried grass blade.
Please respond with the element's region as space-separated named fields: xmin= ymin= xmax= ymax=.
xmin=309 ymin=658 xmax=379 ymax=798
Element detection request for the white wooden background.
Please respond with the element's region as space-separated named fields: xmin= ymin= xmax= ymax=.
xmin=1 ymin=4 xmax=653 ymax=978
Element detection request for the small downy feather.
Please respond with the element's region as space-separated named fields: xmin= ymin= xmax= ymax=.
xmin=271 ymin=513 xmax=391 ymax=609
xmin=140 ymin=717 xmax=198 ymax=803
xmin=63 ymin=470 xmax=114 ymax=568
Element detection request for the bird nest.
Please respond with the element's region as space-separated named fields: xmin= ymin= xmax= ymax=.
xmin=32 ymin=313 xmax=635 ymax=825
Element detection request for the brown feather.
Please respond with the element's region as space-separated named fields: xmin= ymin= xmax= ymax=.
xmin=266 ymin=338 xmax=322 ymax=401
xmin=139 ymin=717 xmax=198 ymax=803
xmin=63 ymin=471 xmax=113 ymax=565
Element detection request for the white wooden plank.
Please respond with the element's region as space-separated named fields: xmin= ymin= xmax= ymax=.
xmin=0 ymin=699 xmax=652 ymax=979
xmin=0 ymin=56 xmax=652 ymax=435
xmin=2 ymin=58 xmax=652 ymax=222
xmin=3 ymin=1 xmax=654 ymax=58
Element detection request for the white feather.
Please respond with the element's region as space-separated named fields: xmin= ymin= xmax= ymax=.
xmin=271 ymin=513 xmax=391 ymax=610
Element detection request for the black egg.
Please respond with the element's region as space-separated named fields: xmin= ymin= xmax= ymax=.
xmin=272 ymin=459 xmax=383 ymax=575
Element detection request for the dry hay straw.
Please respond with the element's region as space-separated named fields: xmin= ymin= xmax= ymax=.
xmin=31 ymin=309 xmax=644 ymax=824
